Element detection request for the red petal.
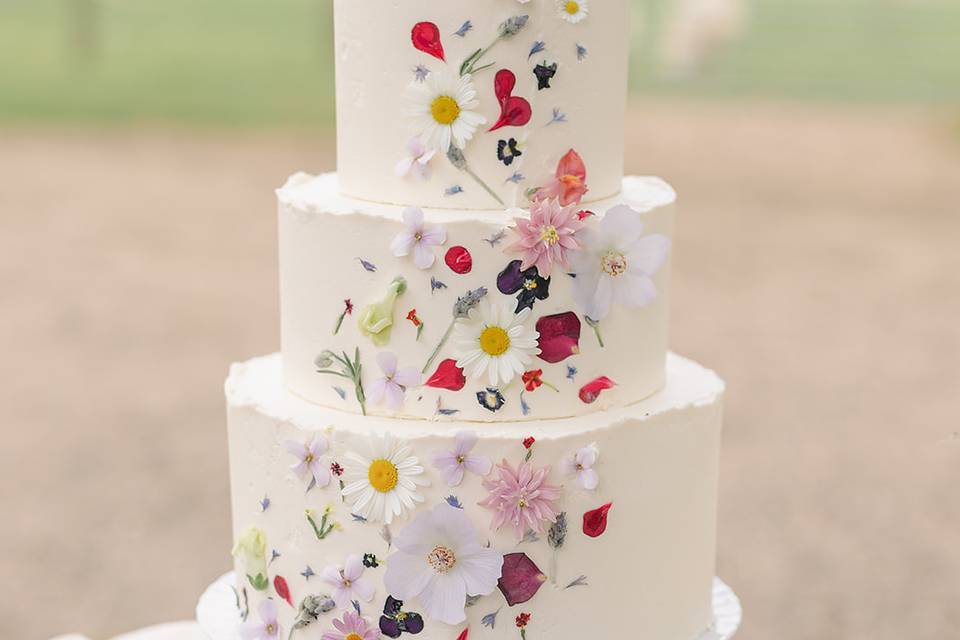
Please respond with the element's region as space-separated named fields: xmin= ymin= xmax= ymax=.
xmin=536 ymin=312 xmax=581 ymax=364
xmin=273 ymin=575 xmax=293 ymax=607
xmin=489 ymin=96 xmax=532 ymax=132
xmin=425 ymin=359 xmax=466 ymax=391
xmin=445 ymin=246 xmax=473 ymax=274
xmin=411 ymin=22 xmax=445 ymax=61
xmin=583 ymin=502 xmax=613 ymax=538
xmin=578 ymin=376 xmax=616 ymax=404
xmin=494 ymin=69 xmax=517 ymax=104
xmin=456 ymin=628 xmax=470 ymax=640
xmin=556 ymin=149 xmax=587 ymax=181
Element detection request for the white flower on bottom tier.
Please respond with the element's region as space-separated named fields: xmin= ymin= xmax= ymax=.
xmin=451 ymin=300 xmax=540 ymax=387
xmin=321 ymin=553 xmax=376 ymax=610
xmin=405 ymin=70 xmax=486 ymax=153
xmin=568 ymin=204 xmax=671 ymax=321
xmin=384 ymin=503 xmax=504 ymax=625
xmin=367 ymin=351 xmax=421 ymax=410
xmin=341 ymin=436 xmax=429 ymax=524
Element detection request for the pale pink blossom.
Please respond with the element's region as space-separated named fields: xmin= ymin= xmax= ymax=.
xmin=479 ymin=459 xmax=561 ymax=539
xmin=284 ymin=435 xmax=331 ymax=489
xmin=321 ymin=554 xmax=376 ymax=610
xmin=559 ymin=443 xmax=600 ymax=490
xmin=390 ymin=207 xmax=447 ymax=270
xmin=534 ymin=149 xmax=588 ymax=206
xmin=506 ymin=197 xmax=584 ymax=277
xmin=431 ymin=431 xmax=492 ymax=487
xmin=322 ymin=611 xmax=380 ymax=640
xmin=367 ymin=352 xmax=420 ymax=410
xmin=395 ymin=137 xmax=436 ymax=181
xmin=239 ymin=598 xmax=281 ymax=640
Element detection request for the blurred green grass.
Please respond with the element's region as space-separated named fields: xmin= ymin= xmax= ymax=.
xmin=1 ymin=0 xmax=958 ymax=127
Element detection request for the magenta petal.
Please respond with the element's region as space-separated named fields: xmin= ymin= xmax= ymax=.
xmin=583 ymin=502 xmax=613 ymax=538
xmin=497 ymin=552 xmax=547 ymax=606
xmin=536 ymin=312 xmax=581 ymax=364
xmin=579 ymin=376 xmax=617 ymax=404
xmin=426 ymin=359 xmax=466 ymax=391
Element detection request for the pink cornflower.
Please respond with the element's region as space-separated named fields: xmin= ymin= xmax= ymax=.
xmin=535 ymin=149 xmax=588 ymax=206
xmin=506 ymin=197 xmax=584 ymax=277
xmin=479 ymin=459 xmax=561 ymax=539
xmin=321 ymin=610 xmax=380 ymax=640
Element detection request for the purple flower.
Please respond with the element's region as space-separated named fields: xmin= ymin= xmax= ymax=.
xmin=390 ymin=207 xmax=447 ymax=270
xmin=379 ymin=596 xmax=425 ymax=638
xmin=367 ymin=352 xmax=421 ymax=411
xmin=239 ymin=598 xmax=281 ymax=640
xmin=559 ymin=443 xmax=600 ymax=490
xmin=430 ymin=431 xmax=493 ymax=487
xmin=285 ymin=435 xmax=331 ymax=489
xmin=321 ymin=554 xmax=376 ymax=610
xmin=497 ymin=260 xmax=551 ymax=313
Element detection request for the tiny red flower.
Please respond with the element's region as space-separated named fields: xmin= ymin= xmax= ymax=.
xmin=515 ymin=613 xmax=531 ymax=629
xmin=522 ymin=437 xmax=536 ymax=450
xmin=330 ymin=462 xmax=344 ymax=477
xmin=522 ymin=369 xmax=543 ymax=392
xmin=406 ymin=309 xmax=421 ymax=327
xmin=577 ymin=210 xmax=595 ymax=221
xmin=344 ymin=299 xmax=353 ymax=314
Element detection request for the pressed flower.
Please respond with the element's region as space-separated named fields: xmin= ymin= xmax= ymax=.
xmin=521 ymin=369 xmax=558 ymax=393
xmin=396 ymin=137 xmax=436 ymax=182
xmin=430 ymin=431 xmax=492 ymax=487
xmin=240 ymin=598 xmax=282 ymax=640
xmin=321 ymin=554 xmax=376 ymax=610
xmin=316 ymin=348 xmax=368 ymax=415
xmin=533 ymin=62 xmax=557 ymax=90
xmin=522 ymin=437 xmax=536 ymax=450
xmin=233 ymin=527 xmax=269 ymax=591
xmin=535 ymin=311 xmax=581 ymax=363
xmin=384 ymin=503 xmax=504 ymax=625
xmin=498 ymin=553 xmax=547 ymax=606
xmin=583 ymin=502 xmax=613 ymax=538
xmin=515 ymin=612 xmax=532 ymax=640
xmin=425 ymin=359 xmax=466 ymax=391
xmin=331 ymin=462 xmax=344 ymax=477
xmin=490 ymin=69 xmax=533 ymax=132
xmin=367 ymin=352 xmax=421 ymax=411
xmin=334 ymin=299 xmax=354 ymax=335
xmin=579 ymin=376 xmax=616 ymax=404
xmin=358 ymin=277 xmax=408 ymax=346
xmin=451 ymin=299 xmax=540 ymax=387
xmin=559 ymin=443 xmax=600 ymax=490
xmin=406 ymin=70 xmax=485 ymax=153
xmin=535 ymin=149 xmax=588 ymax=207
xmin=411 ymin=22 xmax=445 ymax=62
xmin=341 ymin=436 xmax=429 ymax=524
xmin=285 ymin=435 xmax=331 ymax=489
xmin=479 ymin=459 xmax=561 ymax=539
xmin=497 ymin=260 xmax=550 ymax=313
xmin=391 ymin=209 xmax=446 ymax=270
xmin=506 ymin=197 xmax=584 ymax=277
xmin=379 ymin=596 xmax=425 ymax=638
xmin=322 ymin=610 xmax=381 ymax=640
xmin=567 ymin=204 xmax=671 ymax=321
xmin=444 ymin=246 xmax=473 ymax=274
xmin=477 ymin=387 xmax=506 ymax=413
xmin=558 ymin=0 xmax=589 ymax=23
xmin=497 ymin=138 xmax=522 ymax=166
xmin=274 ymin=575 xmax=293 ymax=607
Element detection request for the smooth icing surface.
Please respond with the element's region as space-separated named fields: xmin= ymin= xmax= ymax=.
xmin=334 ymin=0 xmax=628 ymax=209
xmin=278 ymin=173 xmax=675 ymax=422
xmin=226 ymin=352 xmax=723 ymax=640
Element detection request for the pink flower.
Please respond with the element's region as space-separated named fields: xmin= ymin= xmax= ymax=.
xmin=431 ymin=431 xmax=492 ymax=487
xmin=395 ymin=137 xmax=436 ymax=181
xmin=506 ymin=198 xmax=584 ymax=277
xmin=535 ymin=149 xmax=588 ymax=206
xmin=322 ymin=610 xmax=380 ymax=640
xmin=367 ymin=352 xmax=421 ymax=410
xmin=479 ymin=459 xmax=561 ymax=539
xmin=239 ymin=598 xmax=281 ymax=640
xmin=321 ymin=554 xmax=376 ymax=610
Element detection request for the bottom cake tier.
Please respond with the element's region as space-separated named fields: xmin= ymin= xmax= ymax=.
xmin=225 ymin=353 xmax=724 ymax=640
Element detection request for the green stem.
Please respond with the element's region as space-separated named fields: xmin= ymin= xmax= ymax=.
xmin=542 ymin=380 xmax=560 ymax=393
xmin=465 ymin=166 xmax=505 ymax=206
xmin=333 ymin=309 xmax=348 ymax=335
xmin=423 ymin=319 xmax=456 ymax=373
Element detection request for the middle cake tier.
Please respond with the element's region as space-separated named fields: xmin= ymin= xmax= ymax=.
xmin=279 ymin=172 xmax=675 ymax=422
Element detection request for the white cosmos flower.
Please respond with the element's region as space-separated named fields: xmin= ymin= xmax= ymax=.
xmin=384 ymin=503 xmax=504 ymax=625
xmin=451 ymin=299 xmax=540 ymax=387
xmin=405 ymin=70 xmax=486 ymax=153
xmin=558 ymin=0 xmax=590 ymax=23
xmin=559 ymin=442 xmax=600 ymax=490
xmin=568 ymin=204 xmax=671 ymax=321
xmin=341 ymin=436 xmax=429 ymax=524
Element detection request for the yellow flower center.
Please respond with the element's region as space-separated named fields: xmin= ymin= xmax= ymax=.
xmin=600 ymin=251 xmax=628 ymax=277
xmin=368 ymin=459 xmax=399 ymax=493
xmin=427 ymin=545 xmax=458 ymax=573
xmin=456 ymin=454 xmax=465 ymax=464
xmin=540 ymin=225 xmax=560 ymax=246
xmin=346 ymin=634 xmax=363 ymax=640
xmin=304 ymin=453 xmax=314 ymax=463
xmin=565 ymin=1 xmax=580 ymax=15
xmin=431 ymin=95 xmax=461 ymax=125
xmin=266 ymin=624 xmax=276 ymax=634
xmin=479 ymin=326 xmax=511 ymax=356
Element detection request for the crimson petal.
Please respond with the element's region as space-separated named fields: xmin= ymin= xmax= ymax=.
xmin=411 ymin=22 xmax=445 ymax=61
xmin=579 ymin=376 xmax=616 ymax=404
xmin=583 ymin=502 xmax=613 ymax=538
xmin=426 ymin=359 xmax=466 ymax=391
xmin=273 ymin=575 xmax=293 ymax=607
xmin=445 ymin=246 xmax=473 ymax=274
xmin=498 ymin=552 xmax=547 ymax=606
xmin=494 ymin=69 xmax=517 ymax=104
xmin=489 ymin=96 xmax=532 ymax=132
xmin=536 ymin=312 xmax=581 ymax=363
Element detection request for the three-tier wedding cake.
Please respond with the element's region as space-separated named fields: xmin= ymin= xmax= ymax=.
xmin=224 ymin=2 xmax=726 ymax=639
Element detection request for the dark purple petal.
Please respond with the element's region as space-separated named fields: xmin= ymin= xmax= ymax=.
xmin=380 ymin=617 xmax=403 ymax=638
xmin=497 ymin=260 xmax=525 ymax=295
xmin=403 ymin=613 xmax=425 ymax=634
xmin=498 ymin=552 xmax=548 ymax=606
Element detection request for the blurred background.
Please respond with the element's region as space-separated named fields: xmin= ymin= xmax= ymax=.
xmin=2 ymin=0 xmax=958 ymax=638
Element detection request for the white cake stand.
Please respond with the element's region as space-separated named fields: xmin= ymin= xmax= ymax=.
xmin=196 ymin=572 xmax=741 ymax=640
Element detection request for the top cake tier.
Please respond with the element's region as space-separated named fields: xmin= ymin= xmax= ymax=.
xmin=334 ymin=0 xmax=629 ymax=210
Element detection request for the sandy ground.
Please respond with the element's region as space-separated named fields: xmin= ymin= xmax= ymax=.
xmin=2 ymin=102 xmax=960 ymax=640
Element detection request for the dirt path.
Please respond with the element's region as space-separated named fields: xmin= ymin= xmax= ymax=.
xmin=2 ymin=102 xmax=959 ymax=639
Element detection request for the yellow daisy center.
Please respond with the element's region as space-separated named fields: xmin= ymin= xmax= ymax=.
xmin=600 ymin=251 xmax=627 ymax=277
xmin=427 ymin=545 xmax=458 ymax=573
xmin=540 ymin=225 xmax=560 ymax=246
xmin=346 ymin=634 xmax=363 ymax=640
xmin=431 ymin=95 xmax=461 ymax=125
xmin=565 ymin=1 xmax=580 ymax=15
xmin=368 ymin=458 xmax=399 ymax=493
xmin=479 ymin=326 xmax=511 ymax=356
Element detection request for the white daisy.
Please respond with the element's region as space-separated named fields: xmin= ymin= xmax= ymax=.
xmin=568 ymin=204 xmax=671 ymax=321
xmin=451 ymin=299 xmax=540 ymax=387
xmin=558 ymin=0 xmax=589 ymax=23
xmin=405 ymin=70 xmax=486 ymax=153
xmin=341 ymin=436 xmax=429 ymax=524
